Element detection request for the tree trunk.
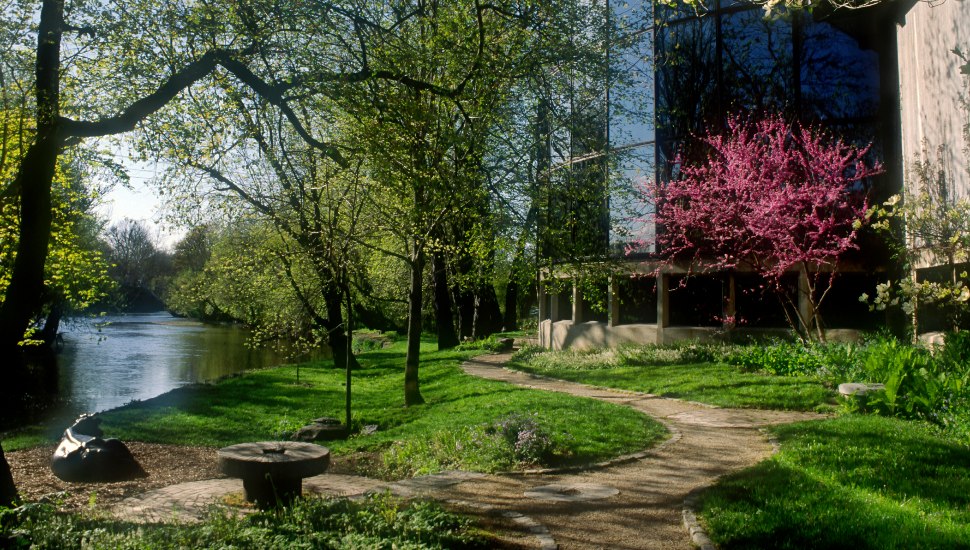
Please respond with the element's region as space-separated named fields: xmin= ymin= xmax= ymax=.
xmin=0 ymin=2 xmax=63 ymax=446
xmin=404 ymin=246 xmax=425 ymax=406
xmin=432 ymin=251 xmax=459 ymax=350
xmin=0 ymin=441 xmax=16 ymax=507
xmin=474 ymin=283 xmax=503 ymax=337
xmin=0 ymin=136 xmax=58 ymax=352
xmin=503 ymin=276 xmax=519 ymax=331
xmin=39 ymin=302 xmax=63 ymax=348
xmin=520 ymin=276 xmax=537 ymax=324
xmin=503 ymin=205 xmax=538 ymax=331
xmin=456 ymin=286 xmax=475 ymax=340
xmin=323 ymin=284 xmax=360 ymax=371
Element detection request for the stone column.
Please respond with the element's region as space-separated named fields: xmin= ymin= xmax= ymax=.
xmin=538 ymin=284 xmax=548 ymax=321
xmin=725 ymin=272 xmax=737 ymax=320
xmin=657 ymin=273 xmax=670 ymax=345
xmin=549 ymin=286 xmax=560 ymax=322
xmin=608 ymin=276 xmax=620 ymax=328
xmin=572 ymin=282 xmax=583 ymax=323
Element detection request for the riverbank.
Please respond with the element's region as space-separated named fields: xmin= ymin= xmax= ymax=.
xmin=4 ymin=339 xmax=666 ymax=511
xmin=54 ymin=311 xmax=326 ymax=415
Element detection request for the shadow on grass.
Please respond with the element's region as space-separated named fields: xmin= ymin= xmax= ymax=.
xmin=699 ymin=416 xmax=970 ymax=550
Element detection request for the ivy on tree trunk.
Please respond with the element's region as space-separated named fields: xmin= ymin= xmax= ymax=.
xmin=405 ymin=243 xmax=425 ymax=406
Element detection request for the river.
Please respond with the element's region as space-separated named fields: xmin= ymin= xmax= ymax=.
xmin=56 ymin=311 xmax=325 ymax=415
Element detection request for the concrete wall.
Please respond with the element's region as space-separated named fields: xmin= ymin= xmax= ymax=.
xmin=540 ymin=320 xmax=659 ymax=350
xmin=897 ymin=1 xmax=970 ymax=204
xmin=539 ymin=319 xmax=861 ymax=350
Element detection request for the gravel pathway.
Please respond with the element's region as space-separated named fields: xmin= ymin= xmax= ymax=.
xmin=447 ymin=352 xmax=826 ymax=549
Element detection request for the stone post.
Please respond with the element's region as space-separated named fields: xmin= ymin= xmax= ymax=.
xmin=572 ymin=282 xmax=583 ymax=323
xmin=608 ymin=276 xmax=620 ymax=327
xmin=549 ymin=286 xmax=560 ymax=322
xmin=538 ymin=284 xmax=548 ymax=321
xmin=657 ymin=273 xmax=670 ymax=345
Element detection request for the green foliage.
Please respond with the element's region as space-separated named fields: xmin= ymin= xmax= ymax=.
xmin=351 ymin=335 xmax=390 ymax=355
xmin=698 ymin=416 xmax=970 ymax=549
xmin=721 ymin=340 xmax=866 ymax=377
xmin=0 ymin=143 xmax=114 ymax=333
xmin=513 ymin=342 xmax=721 ymax=369
xmin=166 ymin=223 xmax=334 ymax=357
xmin=454 ymin=335 xmax=509 ymax=353
xmin=938 ymin=330 xmax=970 ymax=366
xmin=0 ymin=493 xmax=487 ymax=549
xmin=725 ymin=342 xmax=824 ymax=376
xmin=516 ymin=337 xmax=970 ymax=437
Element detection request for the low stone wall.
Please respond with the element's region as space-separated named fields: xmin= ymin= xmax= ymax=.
xmin=540 ymin=320 xmax=658 ymax=350
xmin=539 ymin=320 xmax=862 ymax=350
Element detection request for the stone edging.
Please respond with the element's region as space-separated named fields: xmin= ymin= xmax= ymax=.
xmin=679 ymin=428 xmax=783 ymax=550
xmin=682 ymin=489 xmax=717 ymax=550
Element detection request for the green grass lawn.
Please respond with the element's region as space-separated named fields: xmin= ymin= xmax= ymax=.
xmin=698 ymin=415 xmax=970 ymax=549
xmin=3 ymin=340 xmax=666 ymax=474
xmin=509 ymin=347 xmax=837 ymax=411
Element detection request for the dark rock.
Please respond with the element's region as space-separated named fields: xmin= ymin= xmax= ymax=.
xmin=497 ymin=338 xmax=514 ymax=352
xmin=292 ymin=418 xmax=348 ymax=441
xmin=51 ymin=414 xmax=147 ymax=483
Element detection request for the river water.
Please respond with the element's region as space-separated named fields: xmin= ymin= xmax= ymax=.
xmin=56 ymin=312 xmax=322 ymax=414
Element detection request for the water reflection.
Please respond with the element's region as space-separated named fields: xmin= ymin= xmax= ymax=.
xmin=57 ymin=312 xmax=327 ymax=414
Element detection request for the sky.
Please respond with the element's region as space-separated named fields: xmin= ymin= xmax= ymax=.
xmin=95 ymin=156 xmax=184 ymax=250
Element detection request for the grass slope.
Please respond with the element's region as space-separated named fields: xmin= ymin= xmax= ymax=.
xmin=5 ymin=341 xmax=666 ymax=473
xmin=699 ymin=415 xmax=970 ymax=549
xmin=509 ymin=348 xmax=836 ymax=411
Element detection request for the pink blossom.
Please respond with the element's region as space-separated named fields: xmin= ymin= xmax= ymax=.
xmin=630 ymin=114 xmax=882 ymax=338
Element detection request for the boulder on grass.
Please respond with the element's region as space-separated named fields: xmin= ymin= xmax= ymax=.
xmin=292 ymin=417 xmax=348 ymax=442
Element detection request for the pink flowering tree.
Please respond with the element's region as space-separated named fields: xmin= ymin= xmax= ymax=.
xmin=635 ymin=114 xmax=882 ymax=340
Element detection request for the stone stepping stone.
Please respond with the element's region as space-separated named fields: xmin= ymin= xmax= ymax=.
xmin=524 ymin=482 xmax=619 ymax=502
xmin=387 ymin=471 xmax=487 ymax=497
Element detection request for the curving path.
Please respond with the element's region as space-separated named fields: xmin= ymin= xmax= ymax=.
xmin=438 ymin=351 xmax=826 ymax=549
xmin=113 ymin=350 xmax=825 ymax=549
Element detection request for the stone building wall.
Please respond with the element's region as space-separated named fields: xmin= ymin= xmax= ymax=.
xmin=897 ymin=0 xmax=970 ymax=202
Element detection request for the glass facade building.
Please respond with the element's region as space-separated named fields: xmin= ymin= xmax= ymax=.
xmin=539 ymin=0 xmax=912 ymax=346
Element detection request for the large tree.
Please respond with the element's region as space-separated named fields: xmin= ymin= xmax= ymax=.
xmin=341 ymin=0 xmax=567 ymax=404
xmin=0 ymin=0 xmax=436 ymax=505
